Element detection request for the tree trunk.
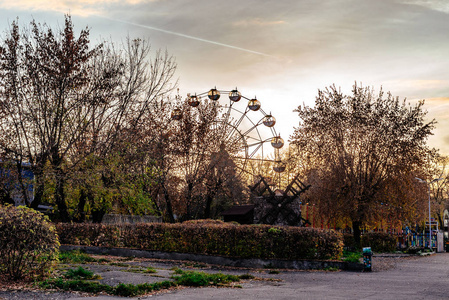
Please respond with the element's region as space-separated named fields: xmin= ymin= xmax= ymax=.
xmin=15 ymin=160 xmax=31 ymax=206
xmin=74 ymin=189 xmax=87 ymax=222
xmin=54 ymin=166 xmax=70 ymax=222
xmin=185 ymin=182 xmax=194 ymax=220
xmin=163 ymin=186 xmax=175 ymax=223
xmin=204 ymin=192 xmax=214 ymax=219
xmin=352 ymin=220 xmax=362 ymax=249
xmin=30 ymin=168 xmax=45 ymax=210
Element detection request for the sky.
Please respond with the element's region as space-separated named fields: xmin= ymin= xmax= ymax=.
xmin=0 ymin=0 xmax=448 ymax=154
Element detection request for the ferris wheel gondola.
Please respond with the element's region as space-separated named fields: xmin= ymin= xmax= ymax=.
xmin=171 ymin=87 xmax=285 ymax=180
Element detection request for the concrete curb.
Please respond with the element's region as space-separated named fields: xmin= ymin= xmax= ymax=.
xmin=60 ymin=245 xmax=364 ymax=271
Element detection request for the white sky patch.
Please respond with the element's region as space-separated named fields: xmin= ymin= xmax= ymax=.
xmin=403 ymin=0 xmax=449 ymax=13
xmin=0 ymin=0 xmax=150 ymax=16
xmin=386 ymin=79 xmax=449 ymax=91
xmin=233 ymin=18 xmax=286 ymax=27
xmin=103 ymin=17 xmax=275 ymax=57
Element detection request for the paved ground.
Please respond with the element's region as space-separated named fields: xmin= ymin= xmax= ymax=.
xmin=1 ymin=253 xmax=449 ymax=299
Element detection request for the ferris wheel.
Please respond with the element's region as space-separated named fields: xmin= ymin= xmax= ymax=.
xmin=170 ymin=87 xmax=286 ymax=183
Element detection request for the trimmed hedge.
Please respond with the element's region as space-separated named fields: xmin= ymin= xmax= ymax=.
xmin=343 ymin=232 xmax=398 ymax=253
xmin=56 ymin=221 xmax=343 ymax=260
xmin=361 ymin=232 xmax=397 ymax=253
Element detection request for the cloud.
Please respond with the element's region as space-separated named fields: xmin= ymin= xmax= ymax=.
xmin=0 ymin=0 xmax=152 ymax=16
xmin=386 ymin=79 xmax=449 ymax=91
xmin=107 ymin=17 xmax=274 ymax=57
xmin=402 ymin=0 xmax=449 ymax=13
xmin=233 ymin=18 xmax=286 ymax=27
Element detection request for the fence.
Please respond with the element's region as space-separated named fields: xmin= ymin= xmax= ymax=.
xmin=397 ymin=232 xmax=440 ymax=249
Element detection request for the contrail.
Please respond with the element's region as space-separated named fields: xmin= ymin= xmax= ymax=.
xmin=101 ymin=17 xmax=273 ymax=57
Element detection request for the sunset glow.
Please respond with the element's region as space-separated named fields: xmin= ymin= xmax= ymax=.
xmin=1 ymin=0 xmax=448 ymax=153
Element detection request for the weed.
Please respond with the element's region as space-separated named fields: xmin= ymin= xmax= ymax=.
xmin=268 ymin=270 xmax=280 ymax=274
xmin=59 ymin=250 xmax=98 ymax=264
xmin=172 ymin=269 xmax=240 ymax=287
xmin=324 ymin=267 xmax=339 ymax=272
xmin=143 ymin=267 xmax=157 ymax=273
xmin=40 ymin=278 xmax=175 ymax=297
xmin=39 ymin=278 xmax=113 ymax=294
xmin=64 ymin=267 xmax=101 ymax=280
xmin=171 ymin=267 xmax=184 ymax=274
xmin=114 ymin=281 xmax=174 ymax=297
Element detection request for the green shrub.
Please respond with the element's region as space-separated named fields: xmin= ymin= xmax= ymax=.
xmin=56 ymin=222 xmax=343 ymax=260
xmin=59 ymin=250 xmax=98 ymax=264
xmin=172 ymin=269 xmax=240 ymax=286
xmin=64 ymin=267 xmax=101 ymax=280
xmin=0 ymin=205 xmax=59 ymax=280
xmin=342 ymin=250 xmax=362 ymax=263
xmin=361 ymin=232 xmax=397 ymax=253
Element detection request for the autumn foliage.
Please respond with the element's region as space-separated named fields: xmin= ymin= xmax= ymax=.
xmin=290 ymin=84 xmax=435 ymax=245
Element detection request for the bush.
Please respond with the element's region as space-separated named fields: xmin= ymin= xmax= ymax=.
xmin=0 ymin=205 xmax=59 ymax=280
xmin=56 ymin=222 xmax=343 ymax=260
xmin=361 ymin=232 xmax=397 ymax=253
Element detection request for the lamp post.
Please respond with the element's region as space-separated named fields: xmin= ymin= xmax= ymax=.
xmin=415 ymin=177 xmax=443 ymax=249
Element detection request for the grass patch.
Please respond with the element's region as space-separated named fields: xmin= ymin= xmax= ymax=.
xmin=342 ymin=250 xmax=362 ymax=263
xmin=39 ymin=278 xmax=113 ymax=294
xmin=171 ymin=269 xmax=240 ymax=287
xmin=324 ymin=266 xmax=339 ymax=272
xmin=64 ymin=267 xmax=101 ymax=280
xmin=39 ymin=266 xmax=253 ymax=296
xmin=114 ymin=281 xmax=174 ymax=297
xmin=268 ymin=270 xmax=280 ymax=274
xmin=59 ymin=250 xmax=98 ymax=264
xmin=239 ymin=274 xmax=255 ymax=280
xmin=39 ymin=278 xmax=175 ymax=297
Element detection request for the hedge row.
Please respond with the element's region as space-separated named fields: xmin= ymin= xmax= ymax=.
xmin=56 ymin=220 xmax=343 ymax=260
xmin=343 ymin=232 xmax=397 ymax=252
